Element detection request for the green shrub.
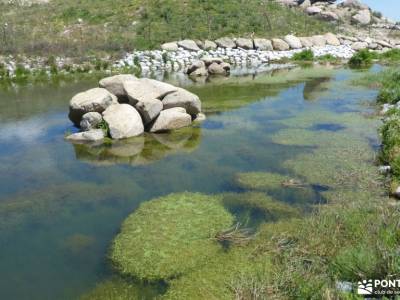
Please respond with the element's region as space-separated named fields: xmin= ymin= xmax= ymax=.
xmin=377 ymin=69 xmax=400 ymax=104
xmin=292 ymin=49 xmax=314 ymax=61
xmin=348 ymin=49 xmax=375 ymax=68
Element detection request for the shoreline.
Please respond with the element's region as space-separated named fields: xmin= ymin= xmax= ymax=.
xmin=1 ymin=32 xmax=399 ymax=85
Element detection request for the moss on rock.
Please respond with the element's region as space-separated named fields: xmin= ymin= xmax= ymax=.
xmin=110 ymin=192 xmax=234 ymax=281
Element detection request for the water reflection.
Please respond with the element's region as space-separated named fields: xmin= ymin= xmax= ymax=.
xmin=72 ymin=126 xmax=202 ymax=166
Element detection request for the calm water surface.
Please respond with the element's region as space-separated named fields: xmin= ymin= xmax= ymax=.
xmin=0 ymin=66 xmax=379 ymax=299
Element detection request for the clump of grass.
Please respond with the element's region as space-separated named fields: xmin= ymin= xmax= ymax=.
xmin=110 ymin=192 xmax=234 ymax=281
xmin=348 ymin=49 xmax=376 ymax=68
xmin=377 ymin=69 xmax=400 ymax=104
xmin=292 ymin=49 xmax=314 ymax=62
xmin=379 ymin=49 xmax=400 ymax=63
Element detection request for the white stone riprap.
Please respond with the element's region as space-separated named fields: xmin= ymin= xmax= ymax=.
xmin=114 ymin=44 xmax=356 ymax=77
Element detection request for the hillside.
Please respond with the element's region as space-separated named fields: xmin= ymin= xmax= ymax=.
xmin=0 ymin=0 xmax=335 ymax=57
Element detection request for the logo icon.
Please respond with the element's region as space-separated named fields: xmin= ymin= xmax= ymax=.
xmin=358 ymin=280 xmax=373 ymax=295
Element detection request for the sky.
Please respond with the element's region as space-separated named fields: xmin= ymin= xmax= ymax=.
xmin=361 ymin=0 xmax=399 ymax=21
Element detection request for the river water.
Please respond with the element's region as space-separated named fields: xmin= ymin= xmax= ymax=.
xmin=0 ymin=65 xmax=380 ymax=299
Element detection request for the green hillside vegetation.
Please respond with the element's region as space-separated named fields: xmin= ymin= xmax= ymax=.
xmin=0 ymin=0 xmax=335 ymax=57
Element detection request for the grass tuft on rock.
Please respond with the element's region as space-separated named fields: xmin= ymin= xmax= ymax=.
xmin=110 ymin=192 xmax=234 ymax=281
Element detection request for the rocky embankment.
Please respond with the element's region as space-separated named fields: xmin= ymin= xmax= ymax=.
xmin=66 ymin=75 xmax=204 ymax=142
xmin=114 ymin=32 xmax=399 ymax=75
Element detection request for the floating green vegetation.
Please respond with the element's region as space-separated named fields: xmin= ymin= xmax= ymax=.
xmin=110 ymin=192 xmax=234 ymax=281
xmin=283 ymin=135 xmax=379 ymax=190
xmin=222 ymin=192 xmax=301 ymax=223
xmin=162 ymin=246 xmax=272 ymax=300
xmin=80 ymin=277 xmax=162 ymax=300
xmin=235 ymin=172 xmax=294 ymax=191
xmin=348 ymin=49 xmax=376 ymax=69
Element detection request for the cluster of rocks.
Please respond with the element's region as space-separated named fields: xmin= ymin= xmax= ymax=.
xmin=279 ymin=0 xmax=398 ymax=27
xmin=186 ymin=57 xmax=231 ymax=77
xmin=66 ymin=75 xmax=204 ymax=143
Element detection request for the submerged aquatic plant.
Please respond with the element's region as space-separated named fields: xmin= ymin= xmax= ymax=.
xmin=110 ymin=192 xmax=234 ymax=281
xmin=235 ymin=172 xmax=298 ymax=191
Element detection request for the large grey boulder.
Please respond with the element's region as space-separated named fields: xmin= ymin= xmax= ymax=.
xmin=204 ymin=40 xmax=217 ymax=50
xmin=177 ymin=40 xmax=201 ymax=51
xmin=215 ymin=37 xmax=236 ymax=48
xmin=351 ymin=42 xmax=368 ymax=50
xmin=186 ymin=61 xmax=207 ymax=76
xmin=254 ymin=39 xmax=273 ymax=51
xmin=320 ymin=11 xmax=339 ymax=21
xmin=272 ymin=39 xmax=290 ymax=51
xmin=352 ymin=10 xmax=371 ymax=25
xmin=135 ymin=99 xmax=163 ymax=125
xmin=99 ymin=74 xmax=137 ymax=102
xmin=306 ymin=6 xmax=322 ymax=15
xmin=69 ymin=88 xmax=117 ymax=126
xmin=311 ymin=35 xmax=327 ymax=47
xmin=202 ymin=57 xmax=224 ymax=67
xmin=102 ymin=104 xmax=144 ymax=139
xmin=80 ymin=112 xmax=103 ymax=131
xmin=66 ymin=129 xmax=105 ymax=143
xmin=123 ymin=78 xmax=177 ymax=105
xmin=340 ymin=0 xmax=368 ymax=10
xmin=235 ymin=38 xmax=254 ymax=49
xmin=299 ymin=37 xmax=314 ymax=47
xmin=324 ymin=33 xmax=341 ymax=46
xmin=149 ymin=107 xmax=192 ymax=133
xmin=284 ymin=35 xmax=302 ymax=49
xmin=208 ymin=62 xmax=227 ymax=75
xmin=161 ymin=42 xmax=179 ymax=51
xmin=162 ymin=88 xmax=201 ymax=115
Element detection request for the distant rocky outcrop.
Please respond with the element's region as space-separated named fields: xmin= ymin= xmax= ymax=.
xmin=66 ymin=75 xmax=204 ymax=142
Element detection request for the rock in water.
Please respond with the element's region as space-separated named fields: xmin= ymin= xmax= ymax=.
xmin=272 ymin=39 xmax=290 ymax=51
xmin=215 ymin=37 xmax=236 ymax=48
xmin=162 ymin=88 xmax=201 ymax=115
xmin=123 ymin=79 xmax=177 ymax=105
xmin=80 ymin=112 xmax=103 ymax=131
xmin=284 ymin=35 xmax=302 ymax=49
xmin=208 ymin=62 xmax=227 ymax=75
xmin=66 ymin=129 xmax=105 ymax=142
xmin=103 ymin=104 xmax=144 ymax=139
xmin=69 ymin=88 xmax=117 ymax=126
xmin=149 ymin=108 xmax=192 ymax=133
xmin=135 ymin=99 xmax=163 ymax=125
xmin=99 ymin=74 xmax=137 ymax=102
